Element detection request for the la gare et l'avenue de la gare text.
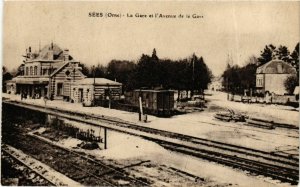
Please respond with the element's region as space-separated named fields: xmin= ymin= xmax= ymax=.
xmin=88 ymin=12 xmax=204 ymax=19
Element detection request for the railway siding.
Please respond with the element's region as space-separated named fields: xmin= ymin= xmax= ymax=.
xmin=3 ymin=100 xmax=299 ymax=184
xmin=5 ymin=100 xmax=298 ymax=166
xmin=2 ymin=144 xmax=82 ymax=186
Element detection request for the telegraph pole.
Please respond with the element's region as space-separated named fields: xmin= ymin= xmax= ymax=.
xmin=191 ymin=53 xmax=195 ymax=98
xmin=93 ymin=65 xmax=95 ymax=106
xmin=104 ymin=127 xmax=107 ymax=149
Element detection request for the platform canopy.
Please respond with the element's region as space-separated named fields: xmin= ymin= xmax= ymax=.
xmin=12 ymin=76 xmax=49 ymax=84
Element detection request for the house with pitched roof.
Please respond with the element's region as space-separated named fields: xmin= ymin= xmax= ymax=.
xmin=9 ymin=43 xmax=86 ymax=100
xmin=256 ymin=60 xmax=297 ymax=95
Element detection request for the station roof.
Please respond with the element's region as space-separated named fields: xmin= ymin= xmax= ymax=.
xmin=12 ymin=76 xmax=49 ymax=84
xmin=26 ymin=43 xmax=74 ymax=62
xmin=75 ymin=78 xmax=122 ymax=86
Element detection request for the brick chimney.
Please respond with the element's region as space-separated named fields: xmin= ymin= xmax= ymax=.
xmin=27 ymin=46 xmax=32 ymax=59
xmin=47 ymin=43 xmax=54 ymax=60
xmin=48 ymin=50 xmax=54 ymax=60
xmin=63 ymin=49 xmax=69 ymax=61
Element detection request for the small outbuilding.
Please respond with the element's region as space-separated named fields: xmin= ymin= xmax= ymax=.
xmin=70 ymin=78 xmax=122 ymax=105
xmin=5 ymin=80 xmax=16 ymax=94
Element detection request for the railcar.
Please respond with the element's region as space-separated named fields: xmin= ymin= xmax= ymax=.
xmin=125 ymin=89 xmax=175 ymax=117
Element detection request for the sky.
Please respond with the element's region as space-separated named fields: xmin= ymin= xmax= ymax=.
xmin=3 ymin=1 xmax=300 ymax=76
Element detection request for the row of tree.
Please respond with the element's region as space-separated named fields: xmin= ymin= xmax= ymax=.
xmin=222 ymin=43 xmax=299 ymax=95
xmin=2 ymin=66 xmax=13 ymax=92
xmin=80 ymin=49 xmax=212 ymax=96
xmin=3 ymin=49 xmax=212 ymax=97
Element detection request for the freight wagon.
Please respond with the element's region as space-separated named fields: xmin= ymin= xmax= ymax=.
xmin=125 ymin=89 xmax=175 ymax=117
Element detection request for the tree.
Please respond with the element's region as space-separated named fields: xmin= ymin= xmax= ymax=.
xmin=284 ymin=75 xmax=299 ymax=94
xmin=12 ymin=64 xmax=25 ymax=76
xmin=2 ymin=66 xmax=13 ymax=92
xmin=79 ymin=63 xmax=91 ymax=77
xmin=222 ymin=55 xmax=258 ymax=95
xmin=132 ymin=50 xmax=160 ymax=89
xmin=290 ymin=42 xmax=299 ymax=76
xmin=239 ymin=56 xmax=258 ymax=91
xmin=239 ymin=63 xmax=257 ymax=91
xmin=257 ymin=44 xmax=276 ymax=65
xmin=193 ymin=56 xmax=212 ymax=94
xmin=228 ymin=65 xmax=241 ymax=94
xmin=275 ymin=45 xmax=291 ymax=63
xmin=94 ymin=64 xmax=106 ymax=78
xmin=106 ymin=60 xmax=136 ymax=91
xmin=121 ymin=49 xmax=212 ymax=94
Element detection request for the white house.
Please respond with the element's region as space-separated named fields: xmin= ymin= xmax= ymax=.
xmin=256 ymin=60 xmax=297 ymax=95
xmin=208 ymin=76 xmax=223 ymax=91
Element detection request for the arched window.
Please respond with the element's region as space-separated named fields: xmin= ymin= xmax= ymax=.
xmin=25 ymin=67 xmax=29 ymax=75
xmin=30 ymin=66 xmax=33 ymax=75
xmin=34 ymin=66 xmax=37 ymax=75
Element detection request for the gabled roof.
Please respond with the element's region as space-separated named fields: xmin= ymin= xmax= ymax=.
xmin=50 ymin=62 xmax=86 ymax=78
xmin=50 ymin=62 xmax=69 ymax=77
xmin=75 ymin=78 xmax=122 ymax=86
xmin=256 ymin=60 xmax=296 ymax=74
xmin=31 ymin=43 xmax=73 ymax=61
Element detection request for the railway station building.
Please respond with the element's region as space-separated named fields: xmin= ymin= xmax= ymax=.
xmin=7 ymin=43 xmax=122 ymax=102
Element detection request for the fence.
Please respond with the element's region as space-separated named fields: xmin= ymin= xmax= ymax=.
xmin=230 ymin=94 xmax=298 ymax=107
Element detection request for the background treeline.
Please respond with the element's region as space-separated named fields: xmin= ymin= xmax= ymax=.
xmin=222 ymin=43 xmax=299 ymax=95
xmin=3 ymin=49 xmax=212 ymax=96
xmin=80 ymin=49 xmax=213 ymax=95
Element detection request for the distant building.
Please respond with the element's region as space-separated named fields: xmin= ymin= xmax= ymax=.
xmin=208 ymin=77 xmax=223 ymax=91
xmin=9 ymin=43 xmax=86 ymax=99
xmin=5 ymin=80 xmax=16 ymax=94
xmin=256 ymin=60 xmax=297 ymax=95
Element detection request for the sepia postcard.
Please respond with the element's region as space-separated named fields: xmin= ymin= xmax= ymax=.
xmin=1 ymin=1 xmax=299 ymax=186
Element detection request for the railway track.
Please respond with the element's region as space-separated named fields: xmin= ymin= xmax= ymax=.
xmin=160 ymin=142 xmax=298 ymax=184
xmin=3 ymin=100 xmax=299 ymax=184
xmin=2 ymin=148 xmax=55 ymax=186
xmin=2 ymin=127 xmax=150 ymax=186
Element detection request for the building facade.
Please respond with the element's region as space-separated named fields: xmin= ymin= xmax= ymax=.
xmin=70 ymin=78 xmax=122 ymax=104
xmin=256 ymin=60 xmax=297 ymax=95
xmin=9 ymin=43 xmax=86 ymax=100
xmin=208 ymin=76 xmax=224 ymax=91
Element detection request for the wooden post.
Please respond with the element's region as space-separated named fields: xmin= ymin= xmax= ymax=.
xmin=138 ymin=89 xmax=142 ymax=121
xmin=104 ymin=128 xmax=107 ymax=149
xmin=139 ymin=96 xmax=143 ymax=122
xmin=108 ymin=84 xmax=111 ymax=109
